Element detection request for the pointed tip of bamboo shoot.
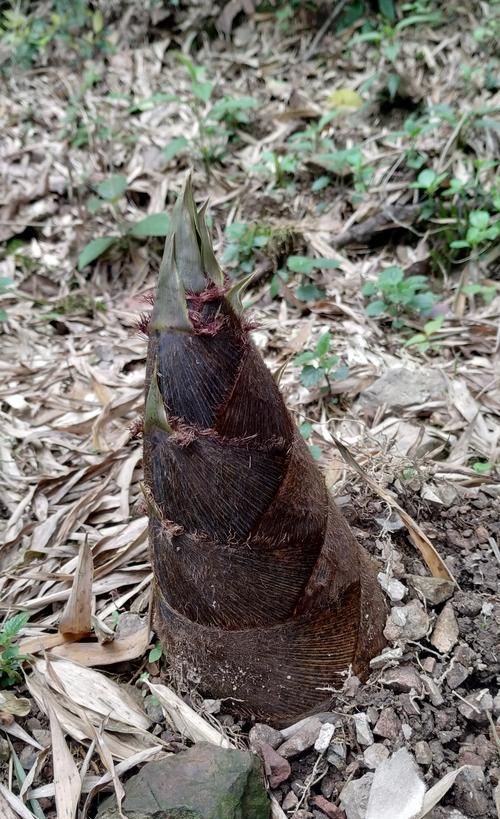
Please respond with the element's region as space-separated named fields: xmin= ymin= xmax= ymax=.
xmin=144 ymin=368 xmax=171 ymax=434
xmin=197 ymin=200 xmax=224 ymax=287
xmin=172 ymin=172 xmax=206 ymax=294
xmin=226 ymin=269 xmax=258 ymax=313
xmin=150 ymin=233 xmax=192 ymax=332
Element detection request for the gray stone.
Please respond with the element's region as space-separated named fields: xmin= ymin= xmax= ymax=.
xmin=249 ymin=723 xmax=283 ymax=751
xmin=359 ymin=367 xmax=446 ymax=411
xmin=384 ymin=600 xmax=429 ymax=642
xmin=97 ymin=742 xmax=270 ymax=819
xmin=414 ymin=740 xmax=432 ymax=765
xmin=314 ymin=722 xmax=336 ymax=753
xmin=327 ymin=743 xmax=347 ymax=770
xmin=373 ymin=708 xmax=401 ymax=741
xmin=406 ymin=575 xmax=455 ymax=605
xmin=144 ymin=694 xmax=164 ymax=723
xmin=353 ymin=713 xmax=373 ymax=747
xmin=431 ymin=603 xmax=459 ymax=654
xmin=422 ymin=675 xmax=444 ymax=706
xmin=454 ymin=766 xmax=489 ymax=817
xmin=340 ymin=773 xmax=374 ymax=819
xmin=377 ymin=573 xmax=406 ymax=602
xmin=278 ymin=717 xmax=322 ymax=758
xmin=363 ymin=743 xmax=389 ymax=769
xmin=446 ymin=661 xmax=469 ymax=690
xmin=282 ymin=790 xmax=298 ymax=811
xmin=382 ymin=665 xmax=423 ymax=693
xmin=19 ymin=745 xmax=37 ymax=770
xmin=457 ymin=689 xmax=493 ymax=723
xmin=255 ymin=742 xmax=290 ymax=788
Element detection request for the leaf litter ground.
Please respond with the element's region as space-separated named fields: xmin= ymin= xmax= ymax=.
xmin=0 ymin=3 xmax=499 ymax=818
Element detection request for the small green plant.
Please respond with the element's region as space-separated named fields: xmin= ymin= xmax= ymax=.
xmin=461 ymin=283 xmax=497 ymax=304
xmin=252 ymin=150 xmax=299 ymax=189
xmin=450 ymin=210 xmax=500 ymax=256
xmin=294 ymin=330 xmax=349 ymax=390
xmin=313 ymin=146 xmax=373 ymax=192
xmin=471 ymin=460 xmax=496 ymax=476
xmin=78 ymin=174 xmax=171 ymax=270
xmin=270 ymin=255 xmax=340 ymax=301
xmin=162 ymin=55 xmax=257 ymax=169
xmin=0 ymin=612 xmax=30 ymax=688
xmin=404 ymin=316 xmax=444 ymax=353
xmin=223 ymin=223 xmax=272 ymax=274
xmin=148 ymin=643 xmax=163 ymax=663
xmin=362 ymin=266 xmax=436 ymax=327
xmin=299 ymin=421 xmax=321 ymax=461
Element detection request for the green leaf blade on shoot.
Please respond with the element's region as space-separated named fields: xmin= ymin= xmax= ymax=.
xmin=96 ymin=174 xmax=127 ymax=201
xmin=78 ymin=236 xmax=118 ymax=270
xmin=129 ymin=213 xmax=171 ymax=237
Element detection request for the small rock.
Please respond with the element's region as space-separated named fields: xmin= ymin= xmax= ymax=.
xmin=454 ymin=766 xmax=489 ymax=816
xmin=422 ymin=675 xmax=444 ymax=706
xmin=19 ymin=745 xmax=37 ymax=770
xmin=311 ymin=795 xmax=345 ymax=818
xmin=353 ymin=714 xmax=373 ymax=747
xmin=327 ymin=743 xmax=347 ymax=770
xmin=369 ymin=647 xmax=403 ymax=669
xmin=249 ymin=723 xmax=283 ymax=751
xmin=294 ymin=812 xmax=314 ymax=819
xmin=97 ymin=742 xmax=269 ymax=819
xmin=315 ymin=722 xmax=336 ymax=753
xmin=406 ymin=575 xmax=454 ymax=605
xmin=32 ymin=729 xmax=51 ymax=747
xmin=458 ymin=749 xmax=485 ymax=769
xmin=475 ymin=525 xmax=489 ymax=543
xmin=373 ymin=708 xmax=401 ymax=741
xmin=377 ymin=572 xmax=406 ymax=602
xmin=431 ymin=603 xmax=459 ymax=653
xmin=363 ymin=744 xmax=389 ymax=769
xmin=421 ymin=656 xmax=436 ymax=673
xmin=457 ymin=689 xmax=493 ymax=723
xmin=382 ymin=665 xmax=423 ymax=693
xmin=278 ymin=717 xmax=322 ymax=758
xmin=446 ymin=661 xmax=469 ymax=690
xmin=414 ymin=740 xmax=432 ymax=765
xmin=144 ymin=694 xmax=164 ymax=724
xmin=256 ymin=742 xmax=291 ymax=788
xmin=343 ymin=676 xmax=361 ymax=697
xmin=282 ymin=790 xmax=298 ymax=810
xmin=340 ymin=773 xmax=374 ymax=819
xmin=401 ymin=723 xmax=412 ymax=740
xmin=384 ymin=600 xmax=429 ymax=642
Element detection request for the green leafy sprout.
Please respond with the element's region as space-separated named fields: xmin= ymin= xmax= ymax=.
xmin=0 ymin=612 xmax=30 ymax=688
xmin=363 ymin=266 xmax=436 ymax=327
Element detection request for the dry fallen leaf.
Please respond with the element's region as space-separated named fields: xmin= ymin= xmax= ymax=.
xmin=58 ymin=537 xmax=93 ymax=638
xmin=146 ymin=680 xmax=234 ymax=748
xmin=47 ymin=699 xmax=81 ymax=819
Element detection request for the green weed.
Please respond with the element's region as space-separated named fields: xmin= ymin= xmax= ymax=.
xmin=0 ymin=612 xmax=30 ymax=688
xmin=362 ymin=265 xmax=436 ymax=327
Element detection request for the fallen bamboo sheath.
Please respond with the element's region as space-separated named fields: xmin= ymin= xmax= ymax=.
xmin=142 ymin=174 xmax=386 ymax=725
